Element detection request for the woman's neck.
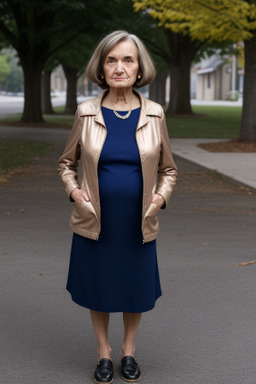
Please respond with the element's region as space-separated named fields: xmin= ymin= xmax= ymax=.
xmin=108 ymin=88 xmax=133 ymax=106
xmin=102 ymin=88 xmax=140 ymax=111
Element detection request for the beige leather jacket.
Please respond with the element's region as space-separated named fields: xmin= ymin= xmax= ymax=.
xmin=58 ymin=90 xmax=178 ymax=243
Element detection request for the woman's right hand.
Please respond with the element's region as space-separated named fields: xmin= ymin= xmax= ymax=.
xmin=71 ymin=187 xmax=90 ymax=203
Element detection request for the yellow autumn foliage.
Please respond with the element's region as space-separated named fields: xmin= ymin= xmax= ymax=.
xmin=132 ymin=0 xmax=256 ymax=42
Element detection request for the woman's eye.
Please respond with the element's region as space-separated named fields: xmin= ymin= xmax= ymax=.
xmin=126 ymin=58 xmax=132 ymax=63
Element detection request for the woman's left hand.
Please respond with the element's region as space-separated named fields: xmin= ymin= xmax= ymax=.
xmin=152 ymin=193 xmax=165 ymax=207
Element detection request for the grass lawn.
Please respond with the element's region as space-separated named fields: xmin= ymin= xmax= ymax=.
xmin=44 ymin=114 xmax=74 ymax=127
xmin=166 ymin=105 xmax=242 ymax=138
xmin=53 ymin=105 xmax=65 ymax=113
xmin=1 ymin=105 xmax=242 ymax=139
xmin=53 ymin=104 xmax=243 ymax=139
xmin=0 ymin=140 xmax=53 ymax=174
xmin=2 ymin=113 xmax=73 ymax=128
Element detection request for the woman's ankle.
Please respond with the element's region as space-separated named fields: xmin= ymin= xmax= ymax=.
xmin=121 ymin=343 xmax=135 ymax=358
xmin=97 ymin=346 xmax=112 ymax=361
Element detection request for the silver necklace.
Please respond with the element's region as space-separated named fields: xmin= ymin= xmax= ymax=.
xmin=109 ymin=95 xmax=133 ymax=120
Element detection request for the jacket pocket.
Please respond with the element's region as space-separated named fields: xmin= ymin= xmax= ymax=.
xmin=143 ymin=202 xmax=161 ymax=236
xmin=145 ymin=202 xmax=161 ymax=219
xmin=71 ymin=199 xmax=98 ymax=232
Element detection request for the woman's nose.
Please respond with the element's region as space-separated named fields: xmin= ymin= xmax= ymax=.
xmin=115 ymin=60 xmax=123 ymax=73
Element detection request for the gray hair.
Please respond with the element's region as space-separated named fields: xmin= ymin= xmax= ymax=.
xmin=86 ymin=30 xmax=156 ymax=89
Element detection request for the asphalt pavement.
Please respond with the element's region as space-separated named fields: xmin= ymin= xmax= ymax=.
xmin=1 ymin=138 xmax=256 ymax=384
xmin=1 ymin=100 xmax=256 ymax=383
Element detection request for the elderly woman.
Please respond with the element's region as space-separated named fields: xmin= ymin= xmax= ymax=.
xmin=58 ymin=30 xmax=177 ymax=384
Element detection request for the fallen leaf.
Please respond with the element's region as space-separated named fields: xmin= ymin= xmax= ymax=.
xmin=236 ymin=261 xmax=256 ymax=266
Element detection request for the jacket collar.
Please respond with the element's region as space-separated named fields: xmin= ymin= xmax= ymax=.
xmin=79 ymin=89 xmax=162 ymax=129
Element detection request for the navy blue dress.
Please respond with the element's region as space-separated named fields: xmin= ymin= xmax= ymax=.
xmin=66 ymin=107 xmax=162 ymax=313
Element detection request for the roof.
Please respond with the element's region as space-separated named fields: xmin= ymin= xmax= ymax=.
xmin=196 ymin=57 xmax=224 ymax=75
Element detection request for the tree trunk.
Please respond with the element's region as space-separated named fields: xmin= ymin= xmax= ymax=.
xmin=21 ymin=62 xmax=44 ymax=122
xmin=167 ymin=59 xmax=193 ymax=115
xmin=62 ymin=65 xmax=78 ymax=114
xmin=41 ymin=71 xmax=55 ymax=115
xmin=149 ymin=73 xmax=167 ymax=105
xmin=164 ymin=31 xmax=201 ymax=115
xmin=240 ymin=33 xmax=256 ymax=140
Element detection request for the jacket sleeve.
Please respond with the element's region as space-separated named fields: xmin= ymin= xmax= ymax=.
xmin=156 ymin=111 xmax=178 ymax=208
xmin=58 ymin=109 xmax=82 ymax=200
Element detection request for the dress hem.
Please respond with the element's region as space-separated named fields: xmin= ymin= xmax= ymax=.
xmin=67 ymin=289 xmax=162 ymax=314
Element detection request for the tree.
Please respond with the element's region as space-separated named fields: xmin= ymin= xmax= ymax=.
xmin=60 ymin=35 xmax=97 ymax=114
xmin=0 ymin=0 xmax=153 ymax=122
xmin=139 ymin=22 xmax=235 ymax=113
xmin=133 ymin=0 xmax=256 ymax=139
xmin=0 ymin=0 xmax=96 ymax=122
xmin=41 ymin=59 xmax=58 ymax=115
xmin=41 ymin=32 xmax=98 ymax=115
xmin=153 ymin=30 xmax=203 ymax=114
xmin=0 ymin=54 xmax=10 ymax=83
xmin=132 ymin=0 xmax=207 ymax=114
xmin=148 ymin=49 xmax=169 ymax=105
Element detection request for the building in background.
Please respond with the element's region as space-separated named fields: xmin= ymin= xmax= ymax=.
xmin=195 ymin=53 xmax=242 ymax=101
xmin=51 ymin=66 xmax=66 ymax=94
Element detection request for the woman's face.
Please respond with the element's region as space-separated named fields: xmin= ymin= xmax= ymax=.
xmin=103 ymin=40 xmax=140 ymax=90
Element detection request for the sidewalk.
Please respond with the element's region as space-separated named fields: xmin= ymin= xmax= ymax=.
xmin=171 ymin=138 xmax=256 ymax=190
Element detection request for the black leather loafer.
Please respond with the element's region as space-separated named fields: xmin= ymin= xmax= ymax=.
xmin=121 ymin=356 xmax=141 ymax=382
xmin=94 ymin=358 xmax=114 ymax=384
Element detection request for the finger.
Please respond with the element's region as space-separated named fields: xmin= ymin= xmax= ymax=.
xmin=81 ymin=190 xmax=90 ymax=202
xmin=71 ymin=187 xmax=80 ymax=201
xmin=152 ymin=194 xmax=164 ymax=205
xmin=152 ymin=194 xmax=159 ymax=203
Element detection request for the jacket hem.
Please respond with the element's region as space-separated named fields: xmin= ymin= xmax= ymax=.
xmin=69 ymin=224 xmax=99 ymax=240
xmin=143 ymin=231 xmax=159 ymax=243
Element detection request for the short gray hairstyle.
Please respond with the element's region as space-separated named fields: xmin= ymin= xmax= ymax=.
xmin=86 ymin=30 xmax=156 ymax=89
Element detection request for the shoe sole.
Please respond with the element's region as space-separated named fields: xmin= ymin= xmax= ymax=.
xmin=94 ymin=379 xmax=114 ymax=384
xmin=121 ymin=376 xmax=141 ymax=383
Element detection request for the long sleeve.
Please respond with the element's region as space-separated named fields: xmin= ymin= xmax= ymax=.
xmin=156 ymin=111 xmax=178 ymax=208
xmin=58 ymin=109 xmax=82 ymax=199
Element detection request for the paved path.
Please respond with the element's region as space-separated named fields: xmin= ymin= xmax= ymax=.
xmin=171 ymin=138 xmax=256 ymax=190
xmin=1 ymin=137 xmax=256 ymax=383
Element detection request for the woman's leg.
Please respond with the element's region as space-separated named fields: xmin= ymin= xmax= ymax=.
xmin=90 ymin=310 xmax=112 ymax=360
xmin=122 ymin=312 xmax=142 ymax=358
